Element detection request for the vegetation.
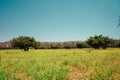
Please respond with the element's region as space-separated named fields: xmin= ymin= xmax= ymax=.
xmin=76 ymin=42 xmax=87 ymax=49
xmin=0 ymin=49 xmax=120 ymax=80
xmin=86 ymin=35 xmax=113 ymax=49
xmin=0 ymin=35 xmax=120 ymax=49
xmin=11 ymin=36 xmax=40 ymax=51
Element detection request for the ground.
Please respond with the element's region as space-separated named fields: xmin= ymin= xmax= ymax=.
xmin=0 ymin=48 xmax=120 ymax=80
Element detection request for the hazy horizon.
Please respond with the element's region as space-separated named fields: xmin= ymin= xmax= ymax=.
xmin=0 ymin=0 xmax=120 ymax=42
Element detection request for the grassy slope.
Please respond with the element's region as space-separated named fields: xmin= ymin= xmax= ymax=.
xmin=0 ymin=49 xmax=120 ymax=80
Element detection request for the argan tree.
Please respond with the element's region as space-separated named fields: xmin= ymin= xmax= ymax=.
xmin=76 ymin=42 xmax=87 ymax=49
xmin=86 ymin=35 xmax=112 ymax=49
xmin=86 ymin=35 xmax=102 ymax=49
xmin=33 ymin=41 xmax=40 ymax=49
xmin=11 ymin=36 xmax=40 ymax=51
xmin=101 ymin=36 xmax=113 ymax=49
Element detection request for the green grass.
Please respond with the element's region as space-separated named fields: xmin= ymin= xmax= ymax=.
xmin=0 ymin=49 xmax=120 ymax=80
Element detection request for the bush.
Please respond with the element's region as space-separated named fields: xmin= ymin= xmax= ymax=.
xmin=76 ymin=42 xmax=87 ymax=49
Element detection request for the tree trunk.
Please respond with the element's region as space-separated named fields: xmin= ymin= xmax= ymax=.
xmin=24 ymin=47 xmax=29 ymax=51
xmin=103 ymin=46 xmax=106 ymax=49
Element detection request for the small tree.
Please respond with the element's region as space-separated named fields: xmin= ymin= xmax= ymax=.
xmin=33 ymin=41 xmax=40 ymax=49
xmin=50 ymin=44 xmax=59 ymax=49
xmin=11 ymin=36 xmax=40 ymax=51
xmin=76 ymin=42 xmax=86 ymax=49
xmin=101 ymin=36 xmax=113 ymax=49
xmin=86 ymin=35 xmax=112 ymax=49
xmin=86 ymin=35 xmax=102 ymax=49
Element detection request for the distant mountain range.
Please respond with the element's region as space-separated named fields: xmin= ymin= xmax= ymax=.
xmin=0 ymin=41 xmax=78 ymax=49
xmin=0 ymin=41 xmax=12 ymax=49
xmin=0 ymin=40 xmax=120 ymax=49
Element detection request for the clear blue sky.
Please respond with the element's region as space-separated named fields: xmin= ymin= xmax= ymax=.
xmin=0 ymin=0 xmax=120 ymax=42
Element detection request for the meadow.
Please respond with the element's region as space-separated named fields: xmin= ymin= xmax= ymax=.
xmin=0 ymin=49 xmax=120 ymax=80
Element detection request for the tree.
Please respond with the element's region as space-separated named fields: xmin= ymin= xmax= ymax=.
xmin=76 ymin=42 xmax=87 ymax=49
xmin=86 ymin=35 xmax=102 ymax=49
xmin=101 ymin=36 xmax=113 ymax=49
xmin=86 ymin=35 xmax=112 ymax=49
xmin=11 ymin=36 xmax=40 ymax=51
xmin=50 ymin=44 xmax=59 ymax=49
xmin=33 ymin=41 xmax=40 ymax=49
xmin=110 ymin=39 xmax=120 ymax=48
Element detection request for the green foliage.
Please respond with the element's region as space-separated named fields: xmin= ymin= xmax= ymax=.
xmin=86 ymin=35 xmax=113 ymax=49
xmin=51 ymin=44 xmax=59 ymax=49
xmin=0 ymin=70 xmax=10 ymax=80
xmin=101 ymin=36 xmax=113 ymax=49
xmin=76 ymin=42 xmax=87 ymax=49
xmin=56 ymin=66 xmax=69 ymax=80
xmin=62 ymin=60 xmax=69 ymax=66
xmin=86 ymin=35 xmax=102 ymax=49
xmin=11 ymin=36 xmax=40 ymax=51
xmin=64 ymin=45 xmax=71 ymax=49
xmin=43 ymin=66 xmax=56 ymax=80
xmin=33 ymin=41 xmax=40 ymax=49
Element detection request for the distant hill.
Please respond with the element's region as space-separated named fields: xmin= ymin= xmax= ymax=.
xmin=0 ymin=40 xmax=119 ymax=49
xmin=0 ymin=41 xmax=78 ymax=49
xmin=0 ymin=41 xmax=12 ymax=49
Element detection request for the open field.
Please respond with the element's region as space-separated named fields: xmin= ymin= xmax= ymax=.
xmin=0 ymin=49 xmax=120 ymax=80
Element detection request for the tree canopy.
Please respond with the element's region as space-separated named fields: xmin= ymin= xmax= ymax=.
xmin=76 ymin=42 xmax=87 ymax=49
xmin=11 ymin=36 xmax=40 ymax=51
xmin=86 ymin=35 xmax=113 ymax=49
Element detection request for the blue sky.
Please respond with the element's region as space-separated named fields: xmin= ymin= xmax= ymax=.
xmin=0 ymin=0 xmax=120 ymax=42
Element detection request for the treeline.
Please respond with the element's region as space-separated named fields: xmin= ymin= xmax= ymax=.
xmin=40 ymin=35 xmax=120 ymax=49
xmin=40 ymin=40 xmax=120 ymax=49
xmin=0 ymin=35 xmax=120 ymax=50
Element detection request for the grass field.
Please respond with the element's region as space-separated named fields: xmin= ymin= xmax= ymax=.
xmin=0 ymin=49 xmax=120 ymax=80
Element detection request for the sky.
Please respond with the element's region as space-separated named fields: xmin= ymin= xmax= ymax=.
xmin=0 ymin=0 xmax=120 ymax=42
